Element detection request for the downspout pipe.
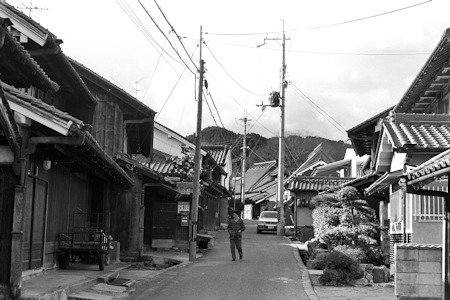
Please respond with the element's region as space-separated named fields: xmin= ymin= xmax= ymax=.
xmin=139 ymin=183 xmax=154 ymax=258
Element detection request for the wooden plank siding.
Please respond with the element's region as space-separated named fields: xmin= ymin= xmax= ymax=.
xmin=92 ymin=100 xmax=123 ymax=157
xmin=201 ymin=193 xmax=220 ymax=231
xmin=44 ymin=163 xmax=91 ymax=269
xmin=114 ymin=104 xmax=123 ymax=156
xmin=0 ymin=167 xmax=17 ymax=285
xmin=109 ymin=181 xmax=142 ymax=254
xmin=105 ymin=102 xmax=115 ymax=156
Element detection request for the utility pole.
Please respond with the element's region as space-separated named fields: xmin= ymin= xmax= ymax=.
xmin=190 ymin=26 xmax=204 ymax=262
xmin=257 ymin=21 xmax=289 ymax=236
xmin=240 ymin=112 xmax=251 ymax=219
xmin=277 ymin=20 xmax=287 ymax=236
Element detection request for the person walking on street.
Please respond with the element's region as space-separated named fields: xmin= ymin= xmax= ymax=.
xmin=228 ymin=211 xmax=245 ymax=261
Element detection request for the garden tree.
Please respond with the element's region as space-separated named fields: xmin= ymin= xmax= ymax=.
xmin=312 ymin=186 xmax=383 ymax=265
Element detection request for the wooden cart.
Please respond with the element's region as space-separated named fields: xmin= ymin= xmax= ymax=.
xmin=58 ymin=213 xmax=111 ymax=271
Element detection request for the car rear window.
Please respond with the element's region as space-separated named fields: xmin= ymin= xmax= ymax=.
xmin=260 ymin=211 xmax=277 ymax=218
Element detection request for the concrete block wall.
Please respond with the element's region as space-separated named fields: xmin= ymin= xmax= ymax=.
xmin=395 ymin=243 xmax=441 ymax=300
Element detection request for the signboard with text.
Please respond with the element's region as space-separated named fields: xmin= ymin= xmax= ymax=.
xmin=177 ymin=201 xmax=190 ymax=213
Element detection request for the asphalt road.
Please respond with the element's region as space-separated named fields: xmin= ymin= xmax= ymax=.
xmin=129 ymin=220 xmax=309 ymax=300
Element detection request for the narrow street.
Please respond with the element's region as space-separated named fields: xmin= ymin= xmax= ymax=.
xmin=128 ymin=220 xmax=309 ymax=300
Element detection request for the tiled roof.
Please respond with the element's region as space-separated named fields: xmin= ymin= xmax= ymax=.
xmin=81 ymin=132 xmax=134 ymax=187
xmin=406 ymin=147 xmax=450 ymax=184
xmin=245 ymin=160 xmax=277 ymax=193
xmin=364 ymin=170 xmax=403 ymax=196
xmin=0 ymin=23 xmax=59 ymax=92
xmin=341 ymin=173 xmax=381 ymax=189
xmin=347 ymin=106 xmax=393 ymax=156
xmin=116 ymin=153 xmax=160 ymax=181
xmin=286 ymin=176 xmax=354 ymax=191
xmin=394 ymin=28 xmax=450 ymax=114
xmin=395 ymin=243 xmax=441 ymax=250
xmin=149 ymin=156 xmax=174 ymax=175
xmin=0 ymin=2 xmax=97 ymax=106
xmin=203 ymin=145 xmax=230 ymax=166
xmin=0 ymin=2 xmax=56 ymax=45
xmin=2 ymin=83 xmax=133 ymax=186
xmin=285 ymin=143 xmax=334 ymax=181
xmin=2 ymin=82 xmax=83 ymax=128
xmin=383 ymin=113 xmax=450 ymax=149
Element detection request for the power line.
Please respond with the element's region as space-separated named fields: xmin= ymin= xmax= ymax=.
xmin=206 ymin=89 xmax=225 ymax=127
xmin=203 ymin=90 xmax=220 ymax=127
xmin=204 ymin=70 xmax=277 ymax=137
xmin=248 ymin=109 xmax=266 ymax=133
xmin=117 ymin=0 xmax=190 ymax=77
xmin=155 ymin=40 xmax=198 ymax=120
xmin=117 ymin=1 xmax=170 ymax=60
xmin=142 ymin=40 xmax=166 ymax=101
xmin=307 ymin=0 xmax=432 ymax=30
xmin=204 ymin=41 xmax=268 ymax=96
xmin=156 ymin=64 xmax=189 ymax=120
xmin=290 ymin=82 xmax=347 ymax=134
xmin=153 ymin=0 xmax=199 ymax=72
xmin=248 ymin=148 xmax=267 ymax=163
xmin=138 ymin=0 xmax=196 ymax=75
xmin=199 ymin=38 xmax=431 ymax=56
xmin=206 ymin=1 xmax=432 ymax=36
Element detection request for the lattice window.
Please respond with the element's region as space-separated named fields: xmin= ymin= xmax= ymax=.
xmin=411 ymin=186 xmax=446 ymax=221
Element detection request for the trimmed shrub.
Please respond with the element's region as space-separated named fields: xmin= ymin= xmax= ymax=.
xmin=311 ymin=186 xmax=385 ymax=266
xmin=319 ymin=250 xmax=363 ymax=286
xmin=308 ymin=249 xmax=330 ymax=270
xmin=363 ymin=247 xmax=385 ymax=266
xmin=333 ymin=245 xmax=366 ymax=263
xmin=312 ymin=205 xmax=341 ymax=246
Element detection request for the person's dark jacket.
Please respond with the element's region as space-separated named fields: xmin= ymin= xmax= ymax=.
xmin=227 ymin=218 xmax=245 ymax=240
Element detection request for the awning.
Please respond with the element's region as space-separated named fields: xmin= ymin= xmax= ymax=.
xmin=365 ymin=170 xmax=403 ymax=196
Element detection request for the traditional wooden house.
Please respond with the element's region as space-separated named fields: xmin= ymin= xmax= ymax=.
xmin=147 ymin=122 xmax=230 ymax=250
xmin=285 ymin=144 xmax=335 ymax=181
xmin=233 ymin=160 xmax=278 ymax=219
xmin=68 ymin=59 xmax=185 ymax=258
xmin=0 ymin=3 xmax=162 ymax=298
xmin=0 ymin=20 xmax=135 ymax=298
xmin=347 ymin=27 xmax=450 ymax=268
xmin=202 ymin=145 xmax=233 ymax=225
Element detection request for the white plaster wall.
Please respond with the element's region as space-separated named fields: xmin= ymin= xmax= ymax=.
xmin=412 ymin=220 xmax=442 ymax=245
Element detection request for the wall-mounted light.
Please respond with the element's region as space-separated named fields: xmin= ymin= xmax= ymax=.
xmin=42 ymin=159 xmax=52 ymax=171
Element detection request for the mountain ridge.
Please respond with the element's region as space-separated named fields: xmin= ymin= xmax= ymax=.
xmin=186 ymin=126 xmax=351 ymax=176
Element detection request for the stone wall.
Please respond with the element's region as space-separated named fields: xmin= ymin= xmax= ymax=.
xmin=395 ymin=243 xmax=441 ymax=299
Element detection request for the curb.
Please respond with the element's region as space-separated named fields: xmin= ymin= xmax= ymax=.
xmin=286 ymin=237 xmax=320 ymax=300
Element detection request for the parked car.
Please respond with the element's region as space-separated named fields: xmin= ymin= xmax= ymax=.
xmin=257 ymin=211 xmax=278 ymax=233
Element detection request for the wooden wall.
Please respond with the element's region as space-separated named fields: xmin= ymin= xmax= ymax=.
xmin=0 ymin=167 xmax=18 ymax=285
xmin=43 ymin=163 xmax=91 ymax=268
xmin=109 ymin=180 xmax=141 ymax=256
xmin=92 ymin=99 xmax=123 ymax=157
xmin=200 ymin=193 xmax=220 ymax=232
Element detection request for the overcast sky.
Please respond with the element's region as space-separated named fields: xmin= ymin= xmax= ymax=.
xmin=10 ymin=0 xmax=450 ymax=142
